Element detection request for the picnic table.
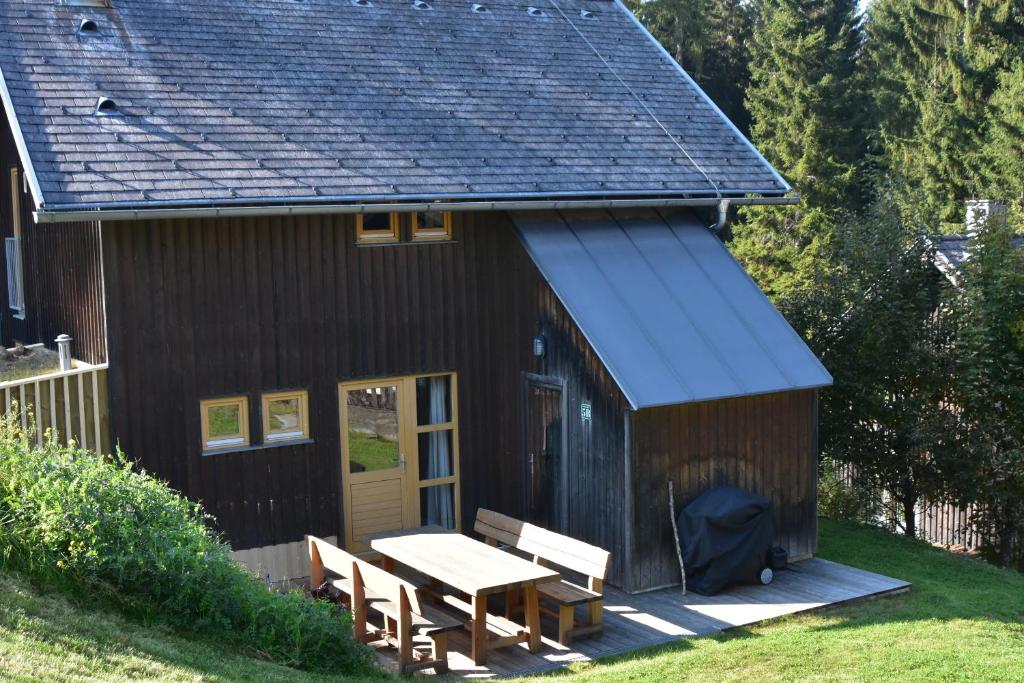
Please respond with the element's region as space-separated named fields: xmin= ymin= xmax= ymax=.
xmin=370 ymin=530 xmax=560 ymax=664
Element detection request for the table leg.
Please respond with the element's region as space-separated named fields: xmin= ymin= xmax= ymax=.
xmin=471 ymin=593 xmax=488 ymax=665
xmin=381 ymin=555 xmax=395 ymax=572
xmin=524 ymin=585 xmax=542 ymax=653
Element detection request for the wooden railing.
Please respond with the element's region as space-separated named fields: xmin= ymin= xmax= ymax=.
xmin=0 ymin=361 xmax=110 ymax=453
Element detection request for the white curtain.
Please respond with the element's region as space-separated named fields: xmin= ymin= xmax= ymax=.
xmin=425 ymin=377 xmax=455 ymax=528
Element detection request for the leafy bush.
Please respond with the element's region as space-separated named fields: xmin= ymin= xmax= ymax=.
xmin=818 ymin=461 xmax=879 ymax=524
xmin=0 ymin=413 xmax=376 ymax=675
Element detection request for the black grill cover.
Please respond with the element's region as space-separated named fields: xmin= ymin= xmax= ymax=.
xmin=677 ymin=486 xmax=775 ymax=595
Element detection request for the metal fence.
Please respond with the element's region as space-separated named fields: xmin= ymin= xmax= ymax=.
xmin=5 ymin=237 xmax=23 ymax=313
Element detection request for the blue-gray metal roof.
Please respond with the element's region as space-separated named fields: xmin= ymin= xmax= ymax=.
xmin=0 ymin=0 xmax=788 ymax=211
xmin=513 ymin=209 xmax=833 ymax=409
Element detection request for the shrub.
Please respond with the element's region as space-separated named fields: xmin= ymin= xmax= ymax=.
xmin=0 ymin=412 xmax=376 ymax=675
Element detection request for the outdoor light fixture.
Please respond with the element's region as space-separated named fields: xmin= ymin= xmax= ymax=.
xmin=532 ymin=334 xmax=546 ymax=358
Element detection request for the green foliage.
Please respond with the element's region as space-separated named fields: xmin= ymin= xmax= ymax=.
xmin=982 ymin=60 xmax=1024 ymax=198
xmin=811 ymin=191 xmax=954 ymax=537
xmin=817 ymin=461 xmax=880 ymax=524
xmin=627 ymin=0 xmax=755 ymax=132
xmin=0 ymin=418 xmax=376 ymax=675
xmin=730 ymin=0 xmax=863 ymax=304
xmin=864 ymin=0 xmax=1024 ymax=227
xmin=946 ymin=206 xmax=1024 ymax=567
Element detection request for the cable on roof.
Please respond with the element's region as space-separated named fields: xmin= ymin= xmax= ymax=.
xmin=545 ymin=0 xmax=720 ymax=197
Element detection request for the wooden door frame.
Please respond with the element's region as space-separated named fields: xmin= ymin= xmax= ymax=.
xmin=338 ymin=372 xmax=462 ymax=550
xmin=521 ymin=373 xmax=568 ymax=533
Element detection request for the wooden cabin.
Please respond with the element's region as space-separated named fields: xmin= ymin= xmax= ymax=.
xmin=0 ymin=0 xmax=830 ymax=592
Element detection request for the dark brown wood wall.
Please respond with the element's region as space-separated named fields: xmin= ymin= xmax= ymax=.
xmin=627 ymin=389 xmax=819 ymax=591
xmin=101 ymin=211 xmax=631 ymax=582
xmin=0 ymin=109 xmax=106 ymax=363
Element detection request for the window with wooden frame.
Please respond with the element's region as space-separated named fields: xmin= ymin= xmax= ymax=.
xmin=262 ymin=389 xmax=310 ymax=443
xmin=200 ymin=396 xmax=250 ymax=451
xmin=356 ymin=212 xmax=399 ymax=244
xmin=411 ymin=211 xmax=452 ymax=242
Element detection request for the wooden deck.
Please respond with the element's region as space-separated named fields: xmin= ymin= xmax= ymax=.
xmin=371 ymin=558 xmax=910 ymax=678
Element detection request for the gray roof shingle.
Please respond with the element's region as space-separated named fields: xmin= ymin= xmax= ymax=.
xmin=0 ymin=0 xmax=789 ymax=210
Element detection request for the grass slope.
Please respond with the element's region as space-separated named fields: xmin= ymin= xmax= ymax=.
xmin=1 ymin=520 xmax=1022 ymax=681
xmin=0 ymin=571 xmax=385 ymax=683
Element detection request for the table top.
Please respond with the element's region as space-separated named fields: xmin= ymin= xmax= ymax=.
xmin=371 ymin=531 xmax=560 ymax=596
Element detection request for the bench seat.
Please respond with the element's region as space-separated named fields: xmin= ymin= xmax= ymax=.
xmin=373 ymin=600 xmax=463 ymax=637
xmin=538 ymin=579 xmax=601 ymax=606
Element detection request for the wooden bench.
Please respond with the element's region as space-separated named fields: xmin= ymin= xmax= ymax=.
xmin=307 ymin=535 xmax=461 ymax=674
xmin=474 ymin=509 xmax=610 ymax=645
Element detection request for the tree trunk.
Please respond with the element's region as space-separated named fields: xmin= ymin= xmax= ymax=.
xmin=900 ymin=479 xmax=918 ymax=538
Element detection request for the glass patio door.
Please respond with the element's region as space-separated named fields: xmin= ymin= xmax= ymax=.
xmin=340 ymin=374 xmax=460 ymax=551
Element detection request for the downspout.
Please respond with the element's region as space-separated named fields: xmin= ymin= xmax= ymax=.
xmin=709 ymin=199 xmax=732 ymax=234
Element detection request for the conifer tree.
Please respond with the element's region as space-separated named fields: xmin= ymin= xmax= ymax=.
xmin=628 ymin=0 xmax=756 ymax=132
xmin=865 ymin=0 xmax=1024 ymax=227
xmin=982 ymin=61 xmax=1024 ymax=200
xmin=729 ymin=0 xmax=863 ymax=304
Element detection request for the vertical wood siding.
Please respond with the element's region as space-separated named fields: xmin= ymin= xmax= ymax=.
xmin=0 ymin=110 xmax=106 ymax=363
xmin=101 ymin=211 xmax=633 ymax=582
xmin=627 ymin=389 xmax=819 ymax=591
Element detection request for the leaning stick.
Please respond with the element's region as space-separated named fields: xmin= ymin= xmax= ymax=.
xmin=668 ymin=480 xmax=686 ymax=594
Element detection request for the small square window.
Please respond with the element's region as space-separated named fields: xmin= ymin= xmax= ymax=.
xmin=262 ymin=390 xmax=310 ymax=442
xmin=201 ymin=396 xmax=249 ymax=451
xmin=412 ymin=211 xmax=452 ymax=241
xmin=356 ymin=213 xmax=399 ymax=244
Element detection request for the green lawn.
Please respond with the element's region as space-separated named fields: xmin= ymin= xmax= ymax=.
xmin=1 ymin=520 xmax=1022 ymax=681
xmin=523 ymin=520 xmax=1024 ymax=682
xmin=348 ymin=430 xmax=399 ymax=472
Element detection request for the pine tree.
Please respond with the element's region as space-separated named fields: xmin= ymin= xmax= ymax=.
xmin=628 ymin=0 xmax=756 ymax=133
xmin=865 ymin=0 xmax=1024 ymax=227
xmin=982 ymin=61 xmax=1024 ymax=199
xmin=729 ymin=0 xmax=863 ymax=304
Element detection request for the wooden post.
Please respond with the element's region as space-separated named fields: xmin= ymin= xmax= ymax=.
xmin=588 ymin=577 xmax=604 ymax=627
xmin=471 ymin=593 xmax=488 ymax=665
xmin=431 ymin=633 xmax=449 ymax=674
xmin=397 ymin=587 xmax=413 ymax=674
xmin=524 ymin=585 xmax=542 ymax=653
xmin=307 ymin=537 xmax=325 ymax=590
xmin=352 ymin=563 xmax=368 ymax=640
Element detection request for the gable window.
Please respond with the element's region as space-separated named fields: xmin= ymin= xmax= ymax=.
xmin=6 ymin=167 xmax=24 ymax=316
xmin=412 ymin=211 xmax=452 ymax=241
xmin=356 ymin=213 xmax=399 ymax=244
xmin=262 ymin=389 xmax=310 ymax=442
xmin=201 ymin=396 xmax=250 ymax=451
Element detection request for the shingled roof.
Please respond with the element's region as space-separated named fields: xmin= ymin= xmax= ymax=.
xmin=0 ymin=0 xmax=789 ymax=214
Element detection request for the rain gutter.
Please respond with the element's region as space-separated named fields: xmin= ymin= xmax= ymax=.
xmin=35 ymin=195 xmax=797 ymax=224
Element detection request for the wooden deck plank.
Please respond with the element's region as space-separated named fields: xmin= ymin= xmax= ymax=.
xmin=370 ymin=558 xmax=910 ymax=677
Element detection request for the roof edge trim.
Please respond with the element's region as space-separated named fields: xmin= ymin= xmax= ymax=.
xmin=611 ymin=0 xmax=792 ymax=194
xmin=0 ymin=67 xmax=45 ymax=209
xmin=35 ymin=194 xmax=798 ymax=224
xmin=633 ymin=380 xmax=832 ymax=411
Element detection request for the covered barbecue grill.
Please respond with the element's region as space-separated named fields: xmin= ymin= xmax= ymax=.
xmin=676 ymin=486 xmax=776 ymax=595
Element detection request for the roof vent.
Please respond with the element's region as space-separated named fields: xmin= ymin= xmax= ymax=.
xmin=471 ymin=3 xmax=488 ymax=12
xmin=95 ymin=97 xmax=119 ymax=115
xmin=527 ymin=6 xmax=546 ymax=17
xmin=352 ymin=0 xmax=372 ymax=6
xmin=413 ymin=0 xmax=432 ymax=8
xmin=78 ymin=18 xmax=99 ymax=34
xmin=580 ymin=8 xmax=596 ymax=18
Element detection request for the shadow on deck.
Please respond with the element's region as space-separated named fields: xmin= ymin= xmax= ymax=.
xmin=372 ymin=558 xmax=910 ymax=678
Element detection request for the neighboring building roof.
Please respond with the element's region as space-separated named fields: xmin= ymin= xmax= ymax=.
xmin=513 ymin=209 xmax=832 ymax=409
xmin=0 ymin=0 xmax=788 ymax=214
xmin=931 ymin=234 xmax=1024 ymax=285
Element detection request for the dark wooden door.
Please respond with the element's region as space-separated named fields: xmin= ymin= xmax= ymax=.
xmin=524 ymin=378 xmax=565 ymax=532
